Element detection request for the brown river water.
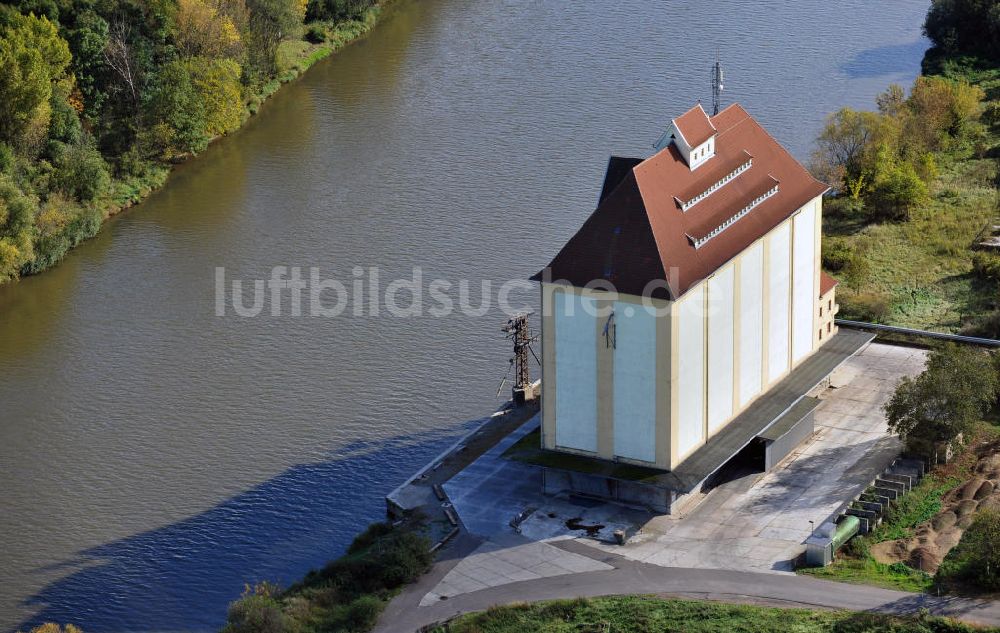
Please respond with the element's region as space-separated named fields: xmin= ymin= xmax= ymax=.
xmin=0 ymin=1 xmax=929 ymax=630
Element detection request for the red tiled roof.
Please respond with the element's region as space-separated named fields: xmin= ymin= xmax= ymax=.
xmin=534 ymin=103 xmax=830 ymax=299
xmin=673 ymin=103 xmax=716 ymax=147
xmin=820 ymin=272 xmax=839 ymax=297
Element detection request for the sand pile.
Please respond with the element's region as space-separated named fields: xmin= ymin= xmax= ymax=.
xmin=870 ymin=451 xmax=1000 ymax=574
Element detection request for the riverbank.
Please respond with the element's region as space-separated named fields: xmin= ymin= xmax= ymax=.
xmin=0 ymin=1 xmax=390 ymax=287
xmin=219 ymin=398 xmax=542 ymax=633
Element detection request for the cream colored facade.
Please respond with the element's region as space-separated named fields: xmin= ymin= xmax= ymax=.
xmin=541 ymin=194 xmax=835 ymax=471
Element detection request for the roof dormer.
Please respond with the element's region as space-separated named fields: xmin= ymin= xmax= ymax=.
xmin=654 ymin=103 xmax=717 ymax=170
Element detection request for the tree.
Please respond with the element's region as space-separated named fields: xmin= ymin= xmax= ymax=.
xmin=244 ymin=0 xmax=299 ymax=84
xmin=65 ymin=9 xmax=110 ymax=119
xmin=175 ymin=0 xmax=243 ymax=59
xmin=884 ymin=344 xmax=998 ymax=460
xmin=0 ymin=174 xmax=37 ymax=280
xmin=812 ymin=108 xmax=892 ymax=195
xmin=876 ymin=83 xmax=907 ymax=118
xmin=906 ymin=75 xmax=984 ymax=150
xmin=0 ymin=31 xmax=50 ymax=146
xmin=0 ymin=12 xmax=70 ymax=147
xmin=51 ymin=138 xmax=111 ymax=202
xmin=925 ymin=0 xmax=1000 ymax=63
xmin=867 ymin=161 xmax=928 ymax=222
xmin=145 ymin=60 xmax=209 ymax=156
xmin=187 ymin=57 xmax=244 ymax=136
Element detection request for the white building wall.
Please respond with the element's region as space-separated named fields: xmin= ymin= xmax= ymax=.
xmin=554 ymin=291 xmax=598 ymax=452
xmin=767 ymin=222 xmax=791 ymax=383
xmin=677 ymin=285 xmax=706 ymax=459
xmin=706 ymin=265 xmax=735 ymax=435
xmin=738 ymin=240 xmax=764 ymax=407
xmin=792 ymin=205 xmax=817 ymax=363
xmin=613 ymin=301 xmax=657 ymax=462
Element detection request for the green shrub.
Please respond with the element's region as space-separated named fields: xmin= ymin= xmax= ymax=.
xmin=317 ymin=530 xmax=431 ymax=598
xmin=223 ymin=584 xmax=286 ymax=633
xmin=48 ymin=81 xmax=82 ymax=145
xmin=972 ymin=251 xmax=1000 ymax=283
xmin=346 ymin=521 xmax=394 ymax=554
xmin=937 ymin=509 xmax=1000 ymax=591
xmin=344 ymin=595 xmax=383 ymax=630
xmin=822 ymin=238 xmax=854 ymax=272
xmin=867 ymin=162 xmax=928 ymax=222
xmin=0 ymin=143 xmax=14 ymax=174
xmin=840 ymin=291 xmax=892 ymax=322
xmin=51 ymin=140 xmax=110 ymax=202
xmin=304 ymin=24 xmax=326 ymax=43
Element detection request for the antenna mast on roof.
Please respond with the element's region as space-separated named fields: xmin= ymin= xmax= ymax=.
xmin=711 ymin=52 xmax=724 ymax=116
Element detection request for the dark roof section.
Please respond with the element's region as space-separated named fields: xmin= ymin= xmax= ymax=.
xmin=532 ymin=170 xmax=672 ymax=300
xmin=535 ymin=103 xmax=830 ymax=299
xmin=673 ymin=103 xmax=716 ymax=147
xmin=599 ymin=156 xmax=644 ymax=204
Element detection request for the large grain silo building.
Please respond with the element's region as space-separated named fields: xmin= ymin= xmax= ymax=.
xmin=532 ymin=103 xmax=866 ymax=513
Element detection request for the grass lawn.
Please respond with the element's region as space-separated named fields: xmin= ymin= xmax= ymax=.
xmin=429 ymin=595 xmax=992 ymax=633
xmin=798 ymin=422 xmax=1000 ymax=593
xmin=825 ymin=67 xmax=1000 ymax=332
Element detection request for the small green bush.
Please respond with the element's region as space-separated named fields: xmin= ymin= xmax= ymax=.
xmin=344 ymin=595 xmax=383 ymax=630
xmin=304 ymin=24 xmax=326 ymax=43
xmin=937 ymin=508 xmax=1000 ymax=591
xmin=972 ymin=251 xmax=1000 ymax=283
xmin=223 ymin=585 xmax=286 ymax=633
xmin=840 ymin=291 xmax=892 ymax=322
xmin=0 ymin=143 xmax=14 ymax=174
xmin=51 ymin=140 xmax=110 ymax=202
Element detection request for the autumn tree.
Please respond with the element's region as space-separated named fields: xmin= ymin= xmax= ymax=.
xmin=188 ymin=57 xmax=244 ymax=136
xmin=175 ymin=0 xmax=243 ymax=59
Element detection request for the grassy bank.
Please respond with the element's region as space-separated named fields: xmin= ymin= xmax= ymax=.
xmin=822 ymin=60 xmax=1000 ymax=332
xmin=222 ymin=519 xmax=432 ymax=633
xmin=428 ymin=595 xmax=993 ymax=633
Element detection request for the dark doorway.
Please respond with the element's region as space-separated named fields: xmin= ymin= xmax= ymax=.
xmin=702 ymin=438 xmax=767 ymax=492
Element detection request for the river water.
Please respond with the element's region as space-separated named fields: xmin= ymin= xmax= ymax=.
xmin=0 ymin=1 xmax=929 ymax=630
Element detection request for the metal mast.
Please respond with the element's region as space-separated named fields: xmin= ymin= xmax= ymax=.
xmin=500 ymin=313 xmax=539 ymax=404
xmin=712 ymin=53 xmax=724 ymax=116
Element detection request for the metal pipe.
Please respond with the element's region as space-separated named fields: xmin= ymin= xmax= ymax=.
xmin=835 ymin=319 xmax=1000 ymax=348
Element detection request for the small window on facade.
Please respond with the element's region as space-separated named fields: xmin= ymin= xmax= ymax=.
xmin=828 ymin=299 xmax=832 ymax=311
xmin=827 ymin=322 xmax=832 ymax=333
xmin=819 ymin=306 xmax=823 ymax=317
xmin=818 ymin=328 xmax=823 ymax=340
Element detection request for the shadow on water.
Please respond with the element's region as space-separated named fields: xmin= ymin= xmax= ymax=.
xmin=840 ymin=40 xmax=928 ymax=79
xmin=13 ymin=427 xmax=469 ymax=633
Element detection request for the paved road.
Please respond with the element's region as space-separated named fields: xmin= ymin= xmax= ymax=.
xmin=375 ymin=537 xmax=1000 ymax=632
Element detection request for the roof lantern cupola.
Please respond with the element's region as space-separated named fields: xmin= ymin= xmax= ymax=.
xmin=654 ymin=103 xmax=717 ymax=170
